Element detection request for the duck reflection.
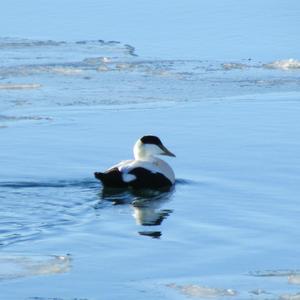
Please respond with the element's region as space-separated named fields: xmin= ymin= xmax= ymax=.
xmin=99 ymin=187 xmax=174 ymax=238
xmin=132 ymin=197 xmax=172 ymax=226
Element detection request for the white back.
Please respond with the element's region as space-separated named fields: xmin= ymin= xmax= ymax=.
xmin=109 ymin=158 xmax=175 ymax=184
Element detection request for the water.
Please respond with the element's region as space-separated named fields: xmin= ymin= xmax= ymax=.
xmin=1 ymin=1 xmax=300 ymax=300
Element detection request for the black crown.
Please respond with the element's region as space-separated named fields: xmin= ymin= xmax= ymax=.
xmin=140 ymin=135 xmax=162 ymax=146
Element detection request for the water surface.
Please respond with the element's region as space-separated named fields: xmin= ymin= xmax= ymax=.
xmin=1 ymin=2 xmax=300 ymax=300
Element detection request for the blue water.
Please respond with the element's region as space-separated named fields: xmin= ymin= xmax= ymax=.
xmin=1 ymin=0 xmax=300 ymax=60
xmin=1 ymin=1 xmax=300 ymax=300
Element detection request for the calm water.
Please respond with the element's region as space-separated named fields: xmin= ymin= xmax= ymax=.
xmin=1 ymin=1 xmax=300 ymax=300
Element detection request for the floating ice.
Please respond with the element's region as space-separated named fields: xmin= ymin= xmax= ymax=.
xmin=249 ymin=270 xmax=300 ymax=277
xmin=280 ymin=293 xmax=300 ymax=300
xmin=0 ymin=83 xmax=42 ymax=89
xmin=222 ymin=63 xmax=249 ymax=70
xmin=0 ymin=115 xmax=52 ymax=121
xmin=167 ymin=283 xmax=237 ymax=298
xmin=264 ymin=59 xmax=300 ymax=70
xmin=0 ymin=37 xmax=64 ymax=48
xmin=0 ymin=254 xmax=71 ymax=281
xmin=50 ymin=67 xmax=83 ymax=75
xmin=288 ymin=275 xmax=300 ymax=285
xmin=249 ymin=288 xmax=269 ymax=295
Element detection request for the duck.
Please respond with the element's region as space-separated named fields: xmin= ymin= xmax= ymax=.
xmin=94 ymin=135 xmax=176 ymax=189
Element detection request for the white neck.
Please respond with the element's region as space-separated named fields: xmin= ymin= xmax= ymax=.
xmin=133 ymin=140 xmax=157 ymax=161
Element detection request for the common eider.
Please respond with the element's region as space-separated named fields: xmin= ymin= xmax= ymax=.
xmin=94 ymin=135 xmax=175 ymax=189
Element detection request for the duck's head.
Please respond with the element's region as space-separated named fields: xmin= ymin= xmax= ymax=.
xmin=134 ymin=135 xmax=176 ymax=160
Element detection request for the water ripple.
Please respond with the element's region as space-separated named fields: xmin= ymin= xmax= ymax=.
xmin=0 ymin=178 xmax=99 ymax=248
xmin=0 ymin=178 xmax=98 ymax=189
xmin=95 ymin=187 xmax=175 ymax=237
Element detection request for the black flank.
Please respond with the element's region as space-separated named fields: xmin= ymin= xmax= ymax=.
xmin=128 ymin=167 xmax=172 ymax=189
xmin=95 ymin=166 xmax=173 ymax=189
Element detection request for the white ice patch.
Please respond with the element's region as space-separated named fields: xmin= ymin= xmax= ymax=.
xmin=167 ymin=283 xmax=237 ymax=298
xmin=280 ymin=293 xmax=300 ymax=300
xmin=0 ymin=83 xmax=42 ymax=90
xmin=264 ymin=59 xmax=300 ymax=70
xmin=222 ymin=63 xmax=249 ymax=70
xmin=250 ymin=269 xmax=300 ymax=277
xmin=51 ymin=67 xmax=83 ymax=75
xmin=288 ymin=275 xmax=300 ymax=285
xmin=0 ymin=254 xmax=71 ymax=281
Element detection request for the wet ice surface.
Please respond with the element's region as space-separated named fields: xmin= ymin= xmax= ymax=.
xmin=0 ymin=255 xmax=71 ymax=281
xmin=0 ymin=12 xmax=300 ymax=300
xmin=1 ymin=37 xmax=300 ymax=117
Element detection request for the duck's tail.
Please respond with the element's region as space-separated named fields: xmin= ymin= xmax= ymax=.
xmin=94 ymin=172 xmax=105 ymax=182
xmin=94 ymin=169 xmax=127 ymax=188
